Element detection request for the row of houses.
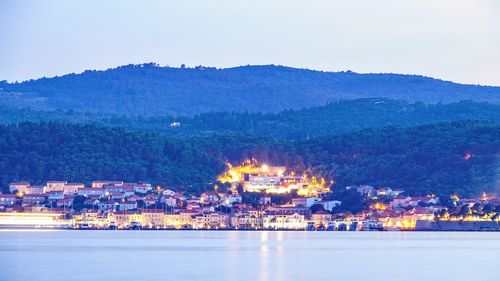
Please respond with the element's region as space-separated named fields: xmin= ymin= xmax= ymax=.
xmin=73 ymin=206 xmax=316 ymax=230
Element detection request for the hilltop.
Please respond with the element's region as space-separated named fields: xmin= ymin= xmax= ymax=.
xmin=1 ymin=64 xmax=499 ymax=116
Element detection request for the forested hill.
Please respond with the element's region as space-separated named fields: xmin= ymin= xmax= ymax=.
xmin=1 ymin=121 xmax=498 ymax=197
xmin=1 ymin=63 xmax=499 ymax=116
xmin=1 ymin=99 xmax=499 ymax=139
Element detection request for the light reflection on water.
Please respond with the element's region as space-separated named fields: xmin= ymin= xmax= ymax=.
xmin=0 ymin=230 xmax=498 ymax=281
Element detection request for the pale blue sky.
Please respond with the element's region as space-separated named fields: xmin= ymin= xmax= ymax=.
xmin=1 ymin=0 xmax=499 ymax=85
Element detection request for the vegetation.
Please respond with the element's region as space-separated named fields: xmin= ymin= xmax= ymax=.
xmin=1 ymin=64 xmax=499 ymax=116
xmin=1 ymin=121 xmax=497 ymax=198
xmin=1 ymin=99 xmax=499 ymax=139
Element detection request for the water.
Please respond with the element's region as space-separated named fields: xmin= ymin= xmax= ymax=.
xmin=0 ymin=230 xmax=498 ymax=281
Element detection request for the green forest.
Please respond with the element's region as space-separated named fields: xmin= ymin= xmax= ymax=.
xmin=1 ymin=99 xmax=499 ymax=139
xmin=1 ymin=121 xmax=498 ymax=198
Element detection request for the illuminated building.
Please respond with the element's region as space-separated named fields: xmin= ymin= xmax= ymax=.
xmin=262 ymin=213 xmax=307 ymax=229
xmin=311 ymin=210 xmax=332 ymax=228
xmin=217 ymin=160 xmax=330 ymax=196
xmin=192 ymin=212 xmax=229 ymax=229
xmin=9 ymin=182 xmax=31 ymax=193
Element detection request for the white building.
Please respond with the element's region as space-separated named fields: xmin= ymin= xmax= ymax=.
xmin=262 ymin=213 xmax=307 ymax=229
xmin=292 ymin=197 xmax=322 ymax=207
xmin=319 ymin=200 xmax=342 ymax=211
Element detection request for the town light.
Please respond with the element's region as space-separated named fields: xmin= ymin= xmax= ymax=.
xmin=261 ymin=164 xmax=269 ymax=172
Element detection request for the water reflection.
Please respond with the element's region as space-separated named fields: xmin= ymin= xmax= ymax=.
xmin=0 ymin=231 xmax=498 ymax=281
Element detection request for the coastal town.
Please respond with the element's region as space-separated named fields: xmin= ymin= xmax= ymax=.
xmin=0 ymin=162 xmax=498 ymax=231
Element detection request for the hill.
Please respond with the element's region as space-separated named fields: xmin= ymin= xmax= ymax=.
xmin=1 ymin=64 xmax=499 ymax=116
xmin=1 ymin=99 xmax=499 ymax=139
xmin=1 ymin=121 xmax=498 ymax=197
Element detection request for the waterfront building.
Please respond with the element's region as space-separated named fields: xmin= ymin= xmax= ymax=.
xmin=231 ymin=214 xmax=263 ymax=229
xmin=262 ymin=212 xmax=307 ymax=229
xmin=192 ymin=212 xmax=229 ymax=229
xmin=311 ymin=210 xmax=332 ymax=228
xmin=142 ymin=209 xmax=164 ymax=228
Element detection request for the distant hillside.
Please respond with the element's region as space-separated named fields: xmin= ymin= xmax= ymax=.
xmin=1 ymin=99 xmax=499 ymax=139
xmin=1 ymin=63 xmax=499 ymax=116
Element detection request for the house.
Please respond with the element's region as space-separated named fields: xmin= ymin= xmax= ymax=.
xmin=218 ymin=192 xmax=242 ymax=206
xmin=163 ymin=196 xmax=177 ymax=207
xmin=110 ymin=192 xmax=126 ymax=200
xmin=45 ymin=181 xmax=67 ymax=192
xmin=200 ymin=191 xmax=219 ymax=204
xmin=390 ymin=196 xmax=412 ymax=207
xmin=262 ymin=213 xmax=307 ymax=229
xmin=92 ymin=181 xmax=124 ymax=188
xmin=192 ymin=212 xmax=229 ymax=229
xmin=163 ymin=189 xmax=176 ymax=196
xmin=104 ymin=185 xmax=126 ymax=194
xmin=25 ymin=185 xmax=45 ymax=195
xmin=127 ymin=195 xmax=143 ymax=202
xmin=22 ymin=194 xmax=47 ymax=206
xmin=231 ymin=214 xmax=263 ymax=229
xmin=266 ymin=206 xmax=310 ymax=217
xmin=134 ymin=183 xmax=153 ymax=194
xmin=376 ymin=187 xmax=404 ymax=197
xmin=186 ymin=203 xmax=201 ymax=212
xmin=99 ymin=200 xmax=118 ymax=211
xmin=408 ymin=196 xmax=440 ymax=207
xmin=56 ymin=196 xmax=74 ymax=208
xmin=143 ymin=195 xmax=157 ymax=207
xmin=47 ymin=191 xmax=65 ymax=201
xmin=9 ymin=182 xmax=30 ymax=193
xmin=63 ymin=183 xmax=84 ymax=194
xmin=123 ymin=187 xmax=135 ymax=197
xmin=311 ymin=210 xmax=332 ymax=228
xmin=77 ymin=187 xmax=104 ymax=196
xmin=0 ymin=194 xmax=17 ymax=206
xmin=319 ymin=200 xmax=342 ymax=211
xmin=174 ymin=193 xmax=187 ymax=202
xmin=142 ymin=209 xmax=164 ymax=228
xmin=292 ymin=197 xmax=322 ymax=208
xmin=118 ymin=201 xmax=137 ymax=211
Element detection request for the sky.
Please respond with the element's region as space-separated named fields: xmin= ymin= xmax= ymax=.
xmin=1 ymin=0 xmax=499 ymax=85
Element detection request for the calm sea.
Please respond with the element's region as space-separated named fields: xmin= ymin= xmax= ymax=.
xmin=0 ymin=230 xmax=498 ymax=281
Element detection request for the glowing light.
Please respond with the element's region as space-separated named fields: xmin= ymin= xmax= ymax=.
xmin=261 ymin=164 xmax=269 ymax=172
xmin=481 ymin=192 xmax=488 ymax=201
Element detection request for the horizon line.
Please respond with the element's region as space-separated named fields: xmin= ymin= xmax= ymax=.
xmin=2 ymin=62 xmax=499 ymax=88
